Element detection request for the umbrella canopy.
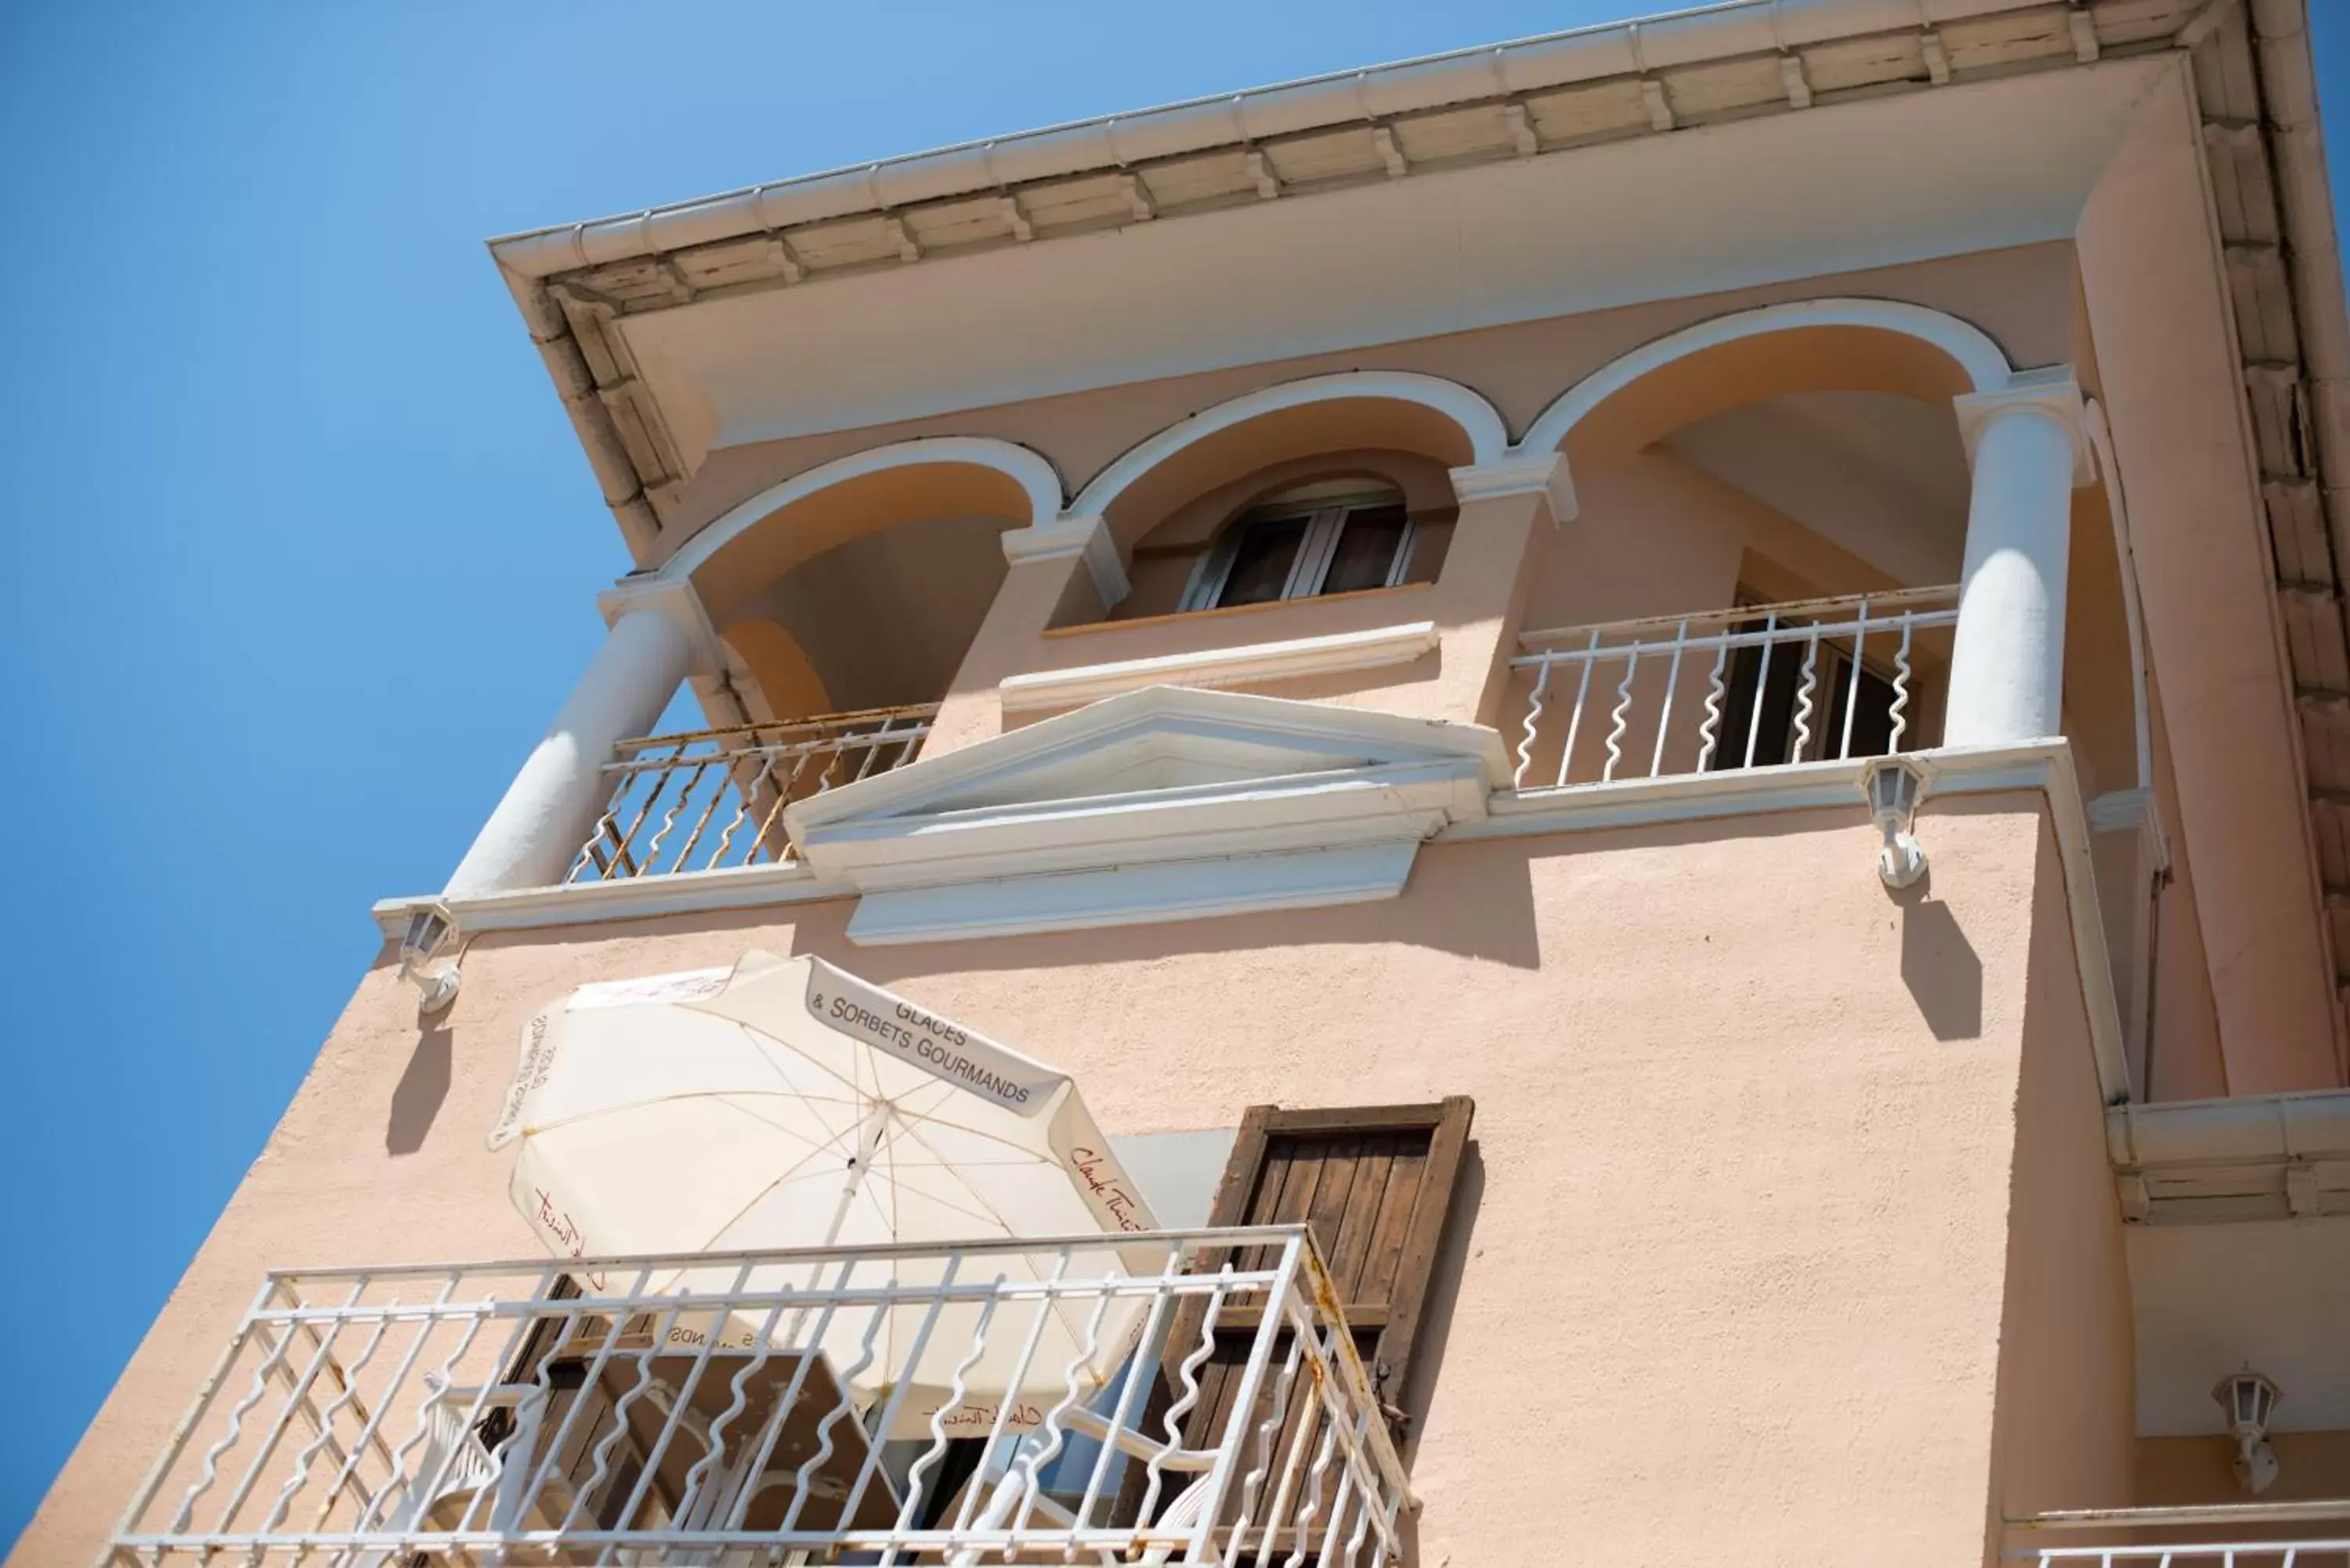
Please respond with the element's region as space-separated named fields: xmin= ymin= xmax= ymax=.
xmin=489 ymin=952 xmax=1160 ymax=1438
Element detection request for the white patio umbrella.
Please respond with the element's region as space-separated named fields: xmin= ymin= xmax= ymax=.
xmin=488 ymin=951 xmax=1161 ymax=1440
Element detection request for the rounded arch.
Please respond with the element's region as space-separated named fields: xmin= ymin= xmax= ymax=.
xmin=660 ymin=437 xmax=1063 ymax=610
xmin=1518 ymin=298 xmax=2015 ymax=457
xmin=1068 ymin=371 xmax=1510 ymax=523
xmin=719 ymin=618 xmax=832 ymax=722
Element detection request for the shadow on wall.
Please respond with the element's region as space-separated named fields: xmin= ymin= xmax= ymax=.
xmin=1397 ymin=1140 xmax=1484 ymax=1458
xmin=1394 ymin=1140 xmax=1483 ymax=1568
xmin=385 ymin=1015 xmax=453 ymax=1155
xmin=1897 ymin=885 xmax=1984 ymax=1040
xmin=779 ymin=838 xmax=1545 ymax=976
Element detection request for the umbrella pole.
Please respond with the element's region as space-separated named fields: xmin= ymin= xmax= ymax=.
xmin=820 ymin=1102 xmax=889 ymax=1251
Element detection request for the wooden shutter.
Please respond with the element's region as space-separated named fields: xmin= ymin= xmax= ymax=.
xmin=1117 ymin=1097 xmax=1473 ymax=1520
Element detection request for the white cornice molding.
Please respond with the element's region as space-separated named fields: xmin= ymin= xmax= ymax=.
xmin=845 ymin=843 xmax=1417 ymax=945
xmin=1953 ymin=366 xmax=2096 ymax=486
xmin=803 ymin=759 xmax=1487 ymax=892
xmin=779 ymin=685 xmax=1503 ymax=940
xmin=999 ymin=621 xmax=1440 ymax=714
xmin=2106 ymin=1089 xmax=2350 ymax=1223
xmin=794 ymin=685 xmax=1509 ymax=825
xmin=595 ymin=575 xmax=725 ymax=677
xmin=372 ymin=858 xmax=839 ymax=936
xmin=1448 ymin=453 xmax=1577 ymax=522
xmin=1002 ymin=513 xmax=1130 ymax=606
xmin=496 ymin=18 xmax=2166 ymax=558
xmin=487 ymin=2 xmax=2146 ymax=287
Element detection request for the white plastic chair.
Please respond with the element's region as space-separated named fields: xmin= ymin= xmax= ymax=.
xmin=948 ymin=1407 xmax=1220 ymax=1567
xmin=375 ymin=1371 xmax=574 ymax=1562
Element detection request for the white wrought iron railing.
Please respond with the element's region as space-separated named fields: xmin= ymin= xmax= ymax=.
xmin=567 ymin=704 xmax=936 ymax=883
xmin=107 ymin=1226 xmax=1412 ymax=1566
xmin=2007 ymin=1500 xmax=2350 ymax=1565
xmin=1506 ymin=586 xmax=1959 ymax=793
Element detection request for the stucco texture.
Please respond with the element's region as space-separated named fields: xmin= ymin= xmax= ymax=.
xmin=21 ymin=793 xmax=2120 ymax=1566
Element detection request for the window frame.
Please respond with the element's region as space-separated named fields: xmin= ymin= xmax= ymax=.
xmin=1710 ymin=591 xmax=1906 ymax=769
xmin=1178 ymin=490 xmax=1418 ymax=613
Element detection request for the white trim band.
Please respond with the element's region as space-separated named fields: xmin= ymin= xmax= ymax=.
xmin=998 ymin=621 xmax=1440 ymax=713
xmin=845 ymin=842 xmax=1418 ymax=945
xmin=1448 ymin=453 xmax=1577 ymax=521
xmin=1002 ymin=513 xmax=1130 ymax=605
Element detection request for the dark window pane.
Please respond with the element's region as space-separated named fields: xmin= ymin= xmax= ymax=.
xmin=1216 ymin=517 xmax=1308 ymax=607
xmin=1712 ymin=627 xmax=1803 ymax=769
xmin=1822 ymin=656 xmax=1899 ymax=759
xmin=1318 ymin=506 xmax=1410 ymax=595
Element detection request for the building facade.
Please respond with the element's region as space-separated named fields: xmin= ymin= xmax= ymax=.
xmin=23 ymin=1 xmax=2350 ymax=1563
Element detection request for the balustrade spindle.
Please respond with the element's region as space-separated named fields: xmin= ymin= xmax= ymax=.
xmin=1555 ymin=627 xmax=1602 ymax=790
xmin=1840 ymin=598 xmax=1871 ymax=761
xmin=1791 ymin=630 xmax=1820 ymax=763
xmin=563 ymin=705 xmax=940 ymax=885
xmin=1743 ymin=613 xmax=1780 ymax=770
xmin=1651 ymin=620 xmax=1690 ymax=778
xmin=1510 ymin=587 xmax=1958 ymax=799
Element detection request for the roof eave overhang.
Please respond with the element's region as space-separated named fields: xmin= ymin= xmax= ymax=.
xmin=486 ymin=0 xmax=2211 ymax=558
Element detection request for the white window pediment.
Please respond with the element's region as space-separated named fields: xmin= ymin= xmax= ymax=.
xmin=783 ymin=686 xmax=1506 ymax=944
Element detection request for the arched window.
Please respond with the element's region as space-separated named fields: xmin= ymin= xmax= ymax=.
xmin=1178 ymin=479 xmax=1416 ymax=612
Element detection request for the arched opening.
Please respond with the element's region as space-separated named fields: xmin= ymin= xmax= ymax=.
xmin=667 ymin=439 xmax=1061 ymax=719
xmin=1182 ymin=476 xmax=1416 ymax=612
xmin=1508 ymin=320 xmax=1989 ymax=784
xmin=718 ymin=512 xmax=1011 ymax=715
xmin=1502 ymin=302 xmax=2125 ymax=811
xmin=1061 ymin=373 xmax=1504 ymax=627
xmin=563 ymin=442 xmax=1059 ymax=885
xmin=1112 ymin=453 xmax=1458 ymax=621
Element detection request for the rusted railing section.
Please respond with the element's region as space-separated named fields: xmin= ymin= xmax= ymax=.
xmin=567 ymin=703 xmax=937 ymax=883
xmin=2006 ymin=1499 xmax=2350 ymax=1565
xmin=1506 ymin=586 xmax=1959 ymax=793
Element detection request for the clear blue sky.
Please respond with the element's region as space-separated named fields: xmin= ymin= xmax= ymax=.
xmin=2 ymin=1 xmax=2347 ymax=1551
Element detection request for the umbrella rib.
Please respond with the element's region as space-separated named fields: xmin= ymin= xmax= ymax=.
xmin=888 ymin=1082 xmax=1063 ymax=1165
xmin=889 ymin=1107 xmax=1134 ymax=1373
xmin=521 ymin=1085 xmax=862 ymax=1138
xmin=889 ymin=1118 xmax=1045 ymax=1236
xmin=709 ymin=1013 xmax=877 ymax=1105
xmin=694 ymin=1104 xmax=874 ymax=1251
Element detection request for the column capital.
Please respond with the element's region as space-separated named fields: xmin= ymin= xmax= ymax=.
xmin=596 ymin=574 xmax=725 ymax=676
xmin=1001 ymin=514 xmax=1130 ymax=607
xmin=1448 ymin=450 xmax=1577 ymax=523
xmin=1954 ymin=367 xmax=2096 ymax=486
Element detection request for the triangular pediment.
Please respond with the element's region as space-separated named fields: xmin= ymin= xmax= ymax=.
xmin=792 ymin=686 xmax=1504 ymax=830
xmin=785 ymin=691 xmax=1504 ymax=940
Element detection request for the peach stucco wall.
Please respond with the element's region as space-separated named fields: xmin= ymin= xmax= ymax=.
xmin=2075 ymin=63 xmax=2340 ymax=1093
xmin=2135 ymin=1432 xmax=2350 ymax=1505
xmin=1989 ymin=822 xmax=2137 ymax=1522
xmin=21 ymin=794 xmax=2117 ymax=1566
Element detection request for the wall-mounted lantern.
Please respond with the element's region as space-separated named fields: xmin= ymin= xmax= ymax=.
xmin=2214 ymin=1369 xmax=2282 ymax=1495
xmin=398 ymin=904 xmax=461 ymax=1014
xmin=1860 ymin=756 xmax=1928 ymax=890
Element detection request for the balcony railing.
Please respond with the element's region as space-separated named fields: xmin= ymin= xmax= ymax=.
xmin=1506 ymin=586 xmax=1958 ymax=793
xmin=107 ymin=1226 xmax=1412 ymax=1566
xmin=2008 ymin=1501 xmax=2350 ymax=1566
xmin=567 ymin=704 xmax=936 ymax=883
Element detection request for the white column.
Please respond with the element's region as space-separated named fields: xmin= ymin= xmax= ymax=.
xmin=445 ymin=605 xmax=695 ymax=897
xmin=1943 ymin=369 xmax=2092 ymax=747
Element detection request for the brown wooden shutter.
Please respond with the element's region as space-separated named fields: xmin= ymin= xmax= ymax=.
xmin=1117 ymin=1097 xmax=1473 ymax=1521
